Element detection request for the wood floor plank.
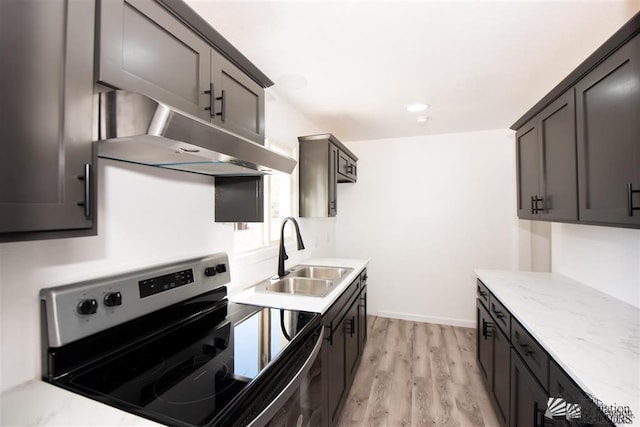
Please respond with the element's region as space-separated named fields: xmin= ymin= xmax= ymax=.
xmin=451 ymin=381 xmax=486 ymax=426
xmin=339 ymin=319 xmax=500 ymax=427
xmin=441 ymin=325 xmax=468 ymax=386
xmin=339 ymin=316 xmax=390 ymax=425
xmin=453 ymin=326 xmax=480 ymax=375
xmin=425 ymin=322 xmax=445 ymax=348
xmin=430 ymin=346 xmax=460 ymax=427
xmin=387 ymin=320 xmax=414 ymax=426
xmin=362 ymin=369 xmax=393 ymax=426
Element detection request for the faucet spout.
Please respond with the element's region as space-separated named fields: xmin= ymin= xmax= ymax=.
xmin=277 ymin=217 xmax=305 ymax=278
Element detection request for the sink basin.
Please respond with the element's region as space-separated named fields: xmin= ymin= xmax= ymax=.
xmin=290 ymin=266 xmax=352 ymax=280
xmin=265 ymin=277 xmax=335 ymax=297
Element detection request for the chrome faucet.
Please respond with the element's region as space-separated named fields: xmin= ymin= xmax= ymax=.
xmin=277 ymin=217 xmax=305 ymax=278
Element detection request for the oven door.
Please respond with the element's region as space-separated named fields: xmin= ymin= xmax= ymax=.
xmin=249 ymin=325 xmax=324 ymax=427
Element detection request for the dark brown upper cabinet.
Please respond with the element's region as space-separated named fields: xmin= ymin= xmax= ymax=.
xmin=210 ymin=50 xmax=265 ymax=144
xmin=0 ymin=0 xmax=96 ymax=242
xmin=512 ymin=12 xmax=640 ymax=229
xmin=516 ymin=91 xmax=578 ymax=221
xmin=299 ymin=134 xmax=358 ymax=217
xmin=576 ymin=34 xmax=640 ymax=226
xmin=98 ymin=0 xmax=266 ymax=144
xmin=97 ymin=0 xmax=211 ymax=119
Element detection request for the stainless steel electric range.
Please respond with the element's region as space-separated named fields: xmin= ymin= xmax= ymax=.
xmin=40 ymin=253 xmax=324 ymax=426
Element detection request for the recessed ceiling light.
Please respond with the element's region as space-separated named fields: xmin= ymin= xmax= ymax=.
xmin=406 ymin=103 xmax=429 ymax=113
xmin=277 ymin=74 xmax=308 ymax=90
xmin=417 ymin=116 xmax=429 ymax=125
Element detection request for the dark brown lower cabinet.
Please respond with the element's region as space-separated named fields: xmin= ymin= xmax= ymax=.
xmin=493 ymin=324 xmax=511 ymax=425
xmin=358 ymin=283 xmax=367 ymax=354
xmin=322 ymin=270 xmax=367 ymax=426
xmin=510 ymin=349 xmax=549 ymax=427
xmin=326 ymin=315 xmax=346 ymax=424
xmin=477 ymin=298 xmax=509 ymax=427
xmin=477 ymin=302 xmax=494 ymax=386
xmin=549 ymin=362 xmax=615 ymax=427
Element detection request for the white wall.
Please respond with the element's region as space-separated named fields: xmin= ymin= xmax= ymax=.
xmin=551 ymin=223 xmax=640 ymax=308
xmin=335 ymin=129 xmax=519 ymax=327
xmin=0 ymin=91 xmax=334 ymax=393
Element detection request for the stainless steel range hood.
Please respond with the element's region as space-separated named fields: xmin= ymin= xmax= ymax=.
xmin=97 ymin=91 xmax=296 ymax=176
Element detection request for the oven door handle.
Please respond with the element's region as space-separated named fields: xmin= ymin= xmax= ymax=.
xmin=248 ymin=325 xmax=324 ymax=427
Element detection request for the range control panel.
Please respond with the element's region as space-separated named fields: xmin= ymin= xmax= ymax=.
xmin=40 ymin=253 xmax=231 ymax=348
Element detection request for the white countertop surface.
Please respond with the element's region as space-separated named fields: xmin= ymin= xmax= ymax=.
xmin=475 ymin=269 xmax=640 ymax=426
xmin=0 ymin=380 xmax=161 ymax=426
xmin=228 ymin=258 xmax=369 ymax=313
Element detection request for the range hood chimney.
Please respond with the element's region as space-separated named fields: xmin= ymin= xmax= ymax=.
xmin=97 ymin=91 xmax=296 ymax=176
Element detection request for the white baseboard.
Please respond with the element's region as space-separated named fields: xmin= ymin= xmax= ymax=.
xmin=376 ymin=310 xmax=475 ymax=329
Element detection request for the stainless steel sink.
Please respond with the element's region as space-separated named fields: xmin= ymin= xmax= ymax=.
xmin=265 ymin=277 xmax=335 ymax=297
xmin=290 ymin=266 xmax=352 ymax=280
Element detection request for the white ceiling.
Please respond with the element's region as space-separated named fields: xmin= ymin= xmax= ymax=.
xmin=186 ymin=0 xmax=640 ymax=141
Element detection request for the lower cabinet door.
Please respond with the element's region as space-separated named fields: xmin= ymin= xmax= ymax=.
xmin=358 ymin=285 xmax=367 ymax=355
xmin=477 ymin=302 xmax=494 ymax=387
xmin=493 ymin=324 xmax=511 ymax=427
xmin=510 ymin=349 xmax=549 ymax=427
xmin=345 ymin=299 xmax=359 ymax=384
xmin=327 ymin=318 xmax=346 ymax=425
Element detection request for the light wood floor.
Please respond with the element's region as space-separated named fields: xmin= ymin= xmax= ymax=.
xmin=337 ymin=316 xmax=501 ymax=427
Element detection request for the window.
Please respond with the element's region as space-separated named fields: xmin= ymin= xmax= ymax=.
xmin=233 ymin=139 xmax=297 ymax=252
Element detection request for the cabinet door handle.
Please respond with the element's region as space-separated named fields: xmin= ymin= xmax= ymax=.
xmin=482 ymin=319 xmax=493 ymax=339
xmin=345 ymin=317 xmax=355 ymax=337
xmin=493 ymin=309 xmax=504 ymax=319
xmin=77 ymin=164 xmax=91 ymax=218
xmin=216 ymin=90 xmax=226 ymax=122
xmin=627 ymin=183 xmax=640 ymax=216
xmin=204 ymin=83 xmax=215 ymax=117
xmin=346 ymin=164 xmax=355 ymax=174
xmin=531 ymin=195 xmax=544 ymax=214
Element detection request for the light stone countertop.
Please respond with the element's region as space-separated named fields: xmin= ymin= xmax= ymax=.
xmin=0 ymin=380 xmax=161 ymax=426
xmin=474 ymin=269 xmax=640 ymax=426
xmin=228 ymin=258 xmax=369 ymax=313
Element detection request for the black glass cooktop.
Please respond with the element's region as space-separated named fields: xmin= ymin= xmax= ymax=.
xmin=52 ymin=295 xmax=319 ymax=427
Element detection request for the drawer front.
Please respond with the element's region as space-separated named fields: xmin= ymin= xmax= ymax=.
xmin=489 ymin=295 xmax=511 ymax=336
xmin=512 ymin=320 xmax=549 ymax=391
xmin=477 ymin=279 xmax=490 ymax=308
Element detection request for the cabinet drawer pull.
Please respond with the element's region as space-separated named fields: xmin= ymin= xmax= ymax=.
xmin=493 ymin=310 xmax=505 ymax=319
xmin=517 ymin=339 xmax=534 ymax=356
xmin=478 ymin=290 xmax=487 ymax=298
xmin=627 ymin=183 xmax=640 ymax=216
xmin=204 ymin=83 xmax=215 ymax=117
xmin=216 ymin=90 xmax=226 ymax=122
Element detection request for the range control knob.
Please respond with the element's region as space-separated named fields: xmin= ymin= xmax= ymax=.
xmin=77 ymin=299 xmax=98 ymax=315
xmin=204 ymin=267 xmax=217 ymax=277
xmin=215 ymin=264 xmax=227 ymax=274
xmin=104 ymin=292 xmax=123 ymax=307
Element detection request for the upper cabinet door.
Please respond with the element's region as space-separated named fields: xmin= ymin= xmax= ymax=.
xmin=210 ymin=49 xmax=265 ymax=144
xmin=515 ymin=120 xmax=540 ymax=220
xmin=539 ymin=90 xmax=578 ymax=221
xmin=576 ymin=34 xmax=640 ymax=226
xmin=0 ymin=0 xmax=94 ymax=239
xmin=97 ymin=0 xmax=211 ymax=119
